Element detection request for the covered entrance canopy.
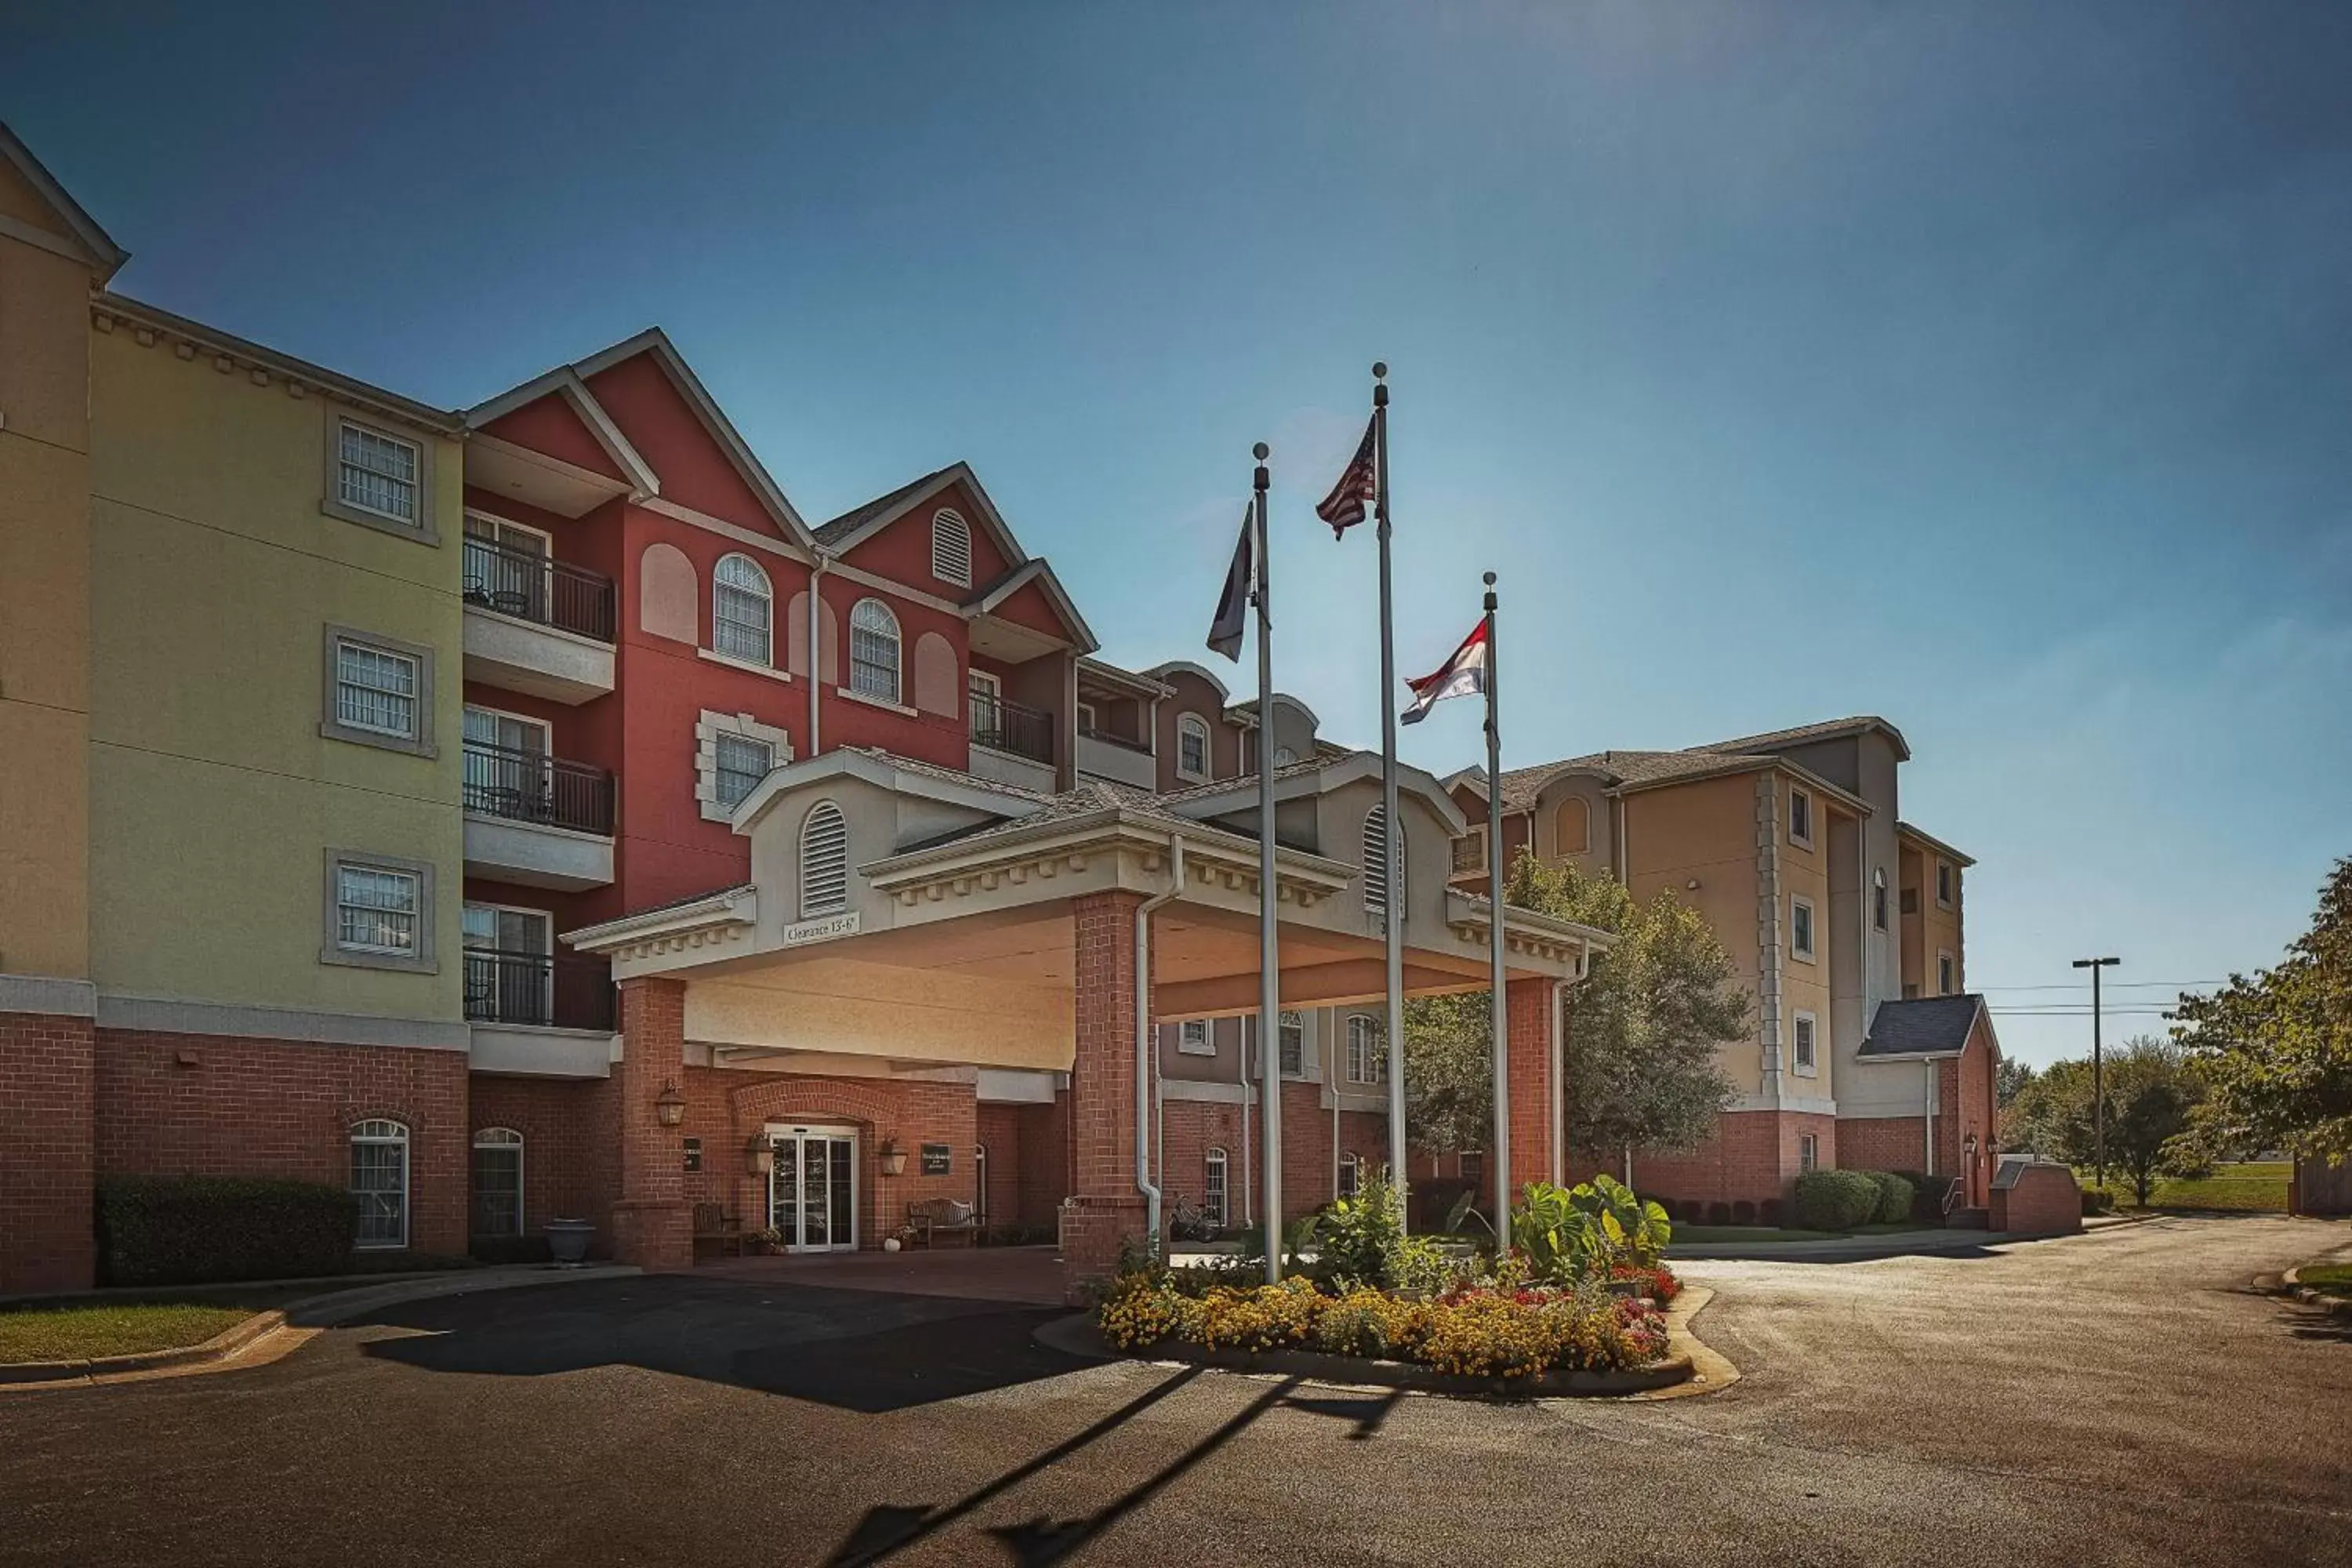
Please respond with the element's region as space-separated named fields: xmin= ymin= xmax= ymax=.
xmin=566 ymin=746 xmax=1610 ymax=1289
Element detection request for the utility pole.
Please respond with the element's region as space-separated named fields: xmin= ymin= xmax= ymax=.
xmin=2071 ymin=956 xmax=2120 ymax=1190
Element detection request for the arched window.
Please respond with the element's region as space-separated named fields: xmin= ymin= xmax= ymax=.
xmin=1345 ymin=1014 xmax=1387 ymax=1086
xmin=848 ymin=597 xmax=902 ymax=704
xmin=1176 ymin=713 xmax=1210 ymax=779
xmin=1274 ymin=746 xmax=1298 ymax=767
xmin=471 ymin=1127 xmax=524 ymax=1239
xmin=1337 ymin=1152 xmax=1363 ymax=1200
xmin=931 ymin=508 xmax=973 ymax=587
xmin=713 ymin=554 xmax=773 ymax=665
xmin=1203 ymin=1147 xmax=1229 ymax=1229
xmin=1555 ymin=796 xmax=1591 ymax=855
xmin=350 ymin=1119 xmax=409 ymax=1249
xmin=1873 ymin=866 xmax=1889 ymax=931
xmin=800 ymin=800 xmax=849 ymax=916
xmin=1362 ymin=804 xmax=1402 ymax=919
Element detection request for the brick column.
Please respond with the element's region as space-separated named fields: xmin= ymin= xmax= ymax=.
xmin=0 ymin=1011 xmax=96 ymax=1292
xmin=1505 ymin=978 xmax=1558 ymax=1198
xmin=610 ymin=977 xmax=692 ymax=1271
xmin=1058 ymin=891 xmax=1148 ymax=1303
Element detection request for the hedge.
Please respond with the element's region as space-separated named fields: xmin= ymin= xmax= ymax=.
xmin=1793 ymin=1169 xmax=1881 ymax=1232
xmin=96 ymin=1174 xmax=358 ymax=1287
xmin=1862 ymin=1171 xmax=1915 ymax=1225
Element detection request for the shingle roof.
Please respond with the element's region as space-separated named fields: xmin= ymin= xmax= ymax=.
xmin=1487 ymin=750 xmax=1782 ymax=814
xmin=1858 ymin=995 xmax=1985 ymax=1058
xmin=1153 ymin=756 xmax=1332 ymax=804
xmin=837 ymin=746 xmax=1056 ymax=804
xmin=812 ymin=467 xmax=954 ymax=548
xmin=1699 ymin=715 xmax=1909 ymax=761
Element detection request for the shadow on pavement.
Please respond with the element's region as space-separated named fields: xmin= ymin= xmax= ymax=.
xmin=350 ymin=1275 xmax=1083 ymax=1413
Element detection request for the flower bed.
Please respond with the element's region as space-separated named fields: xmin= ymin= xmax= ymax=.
xmin=1098 ymin=1270 xmax=1675 ymax=1383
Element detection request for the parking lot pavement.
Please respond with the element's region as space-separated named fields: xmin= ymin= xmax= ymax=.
xmin=2 ymin=1216 xmax=2347 ymax=1567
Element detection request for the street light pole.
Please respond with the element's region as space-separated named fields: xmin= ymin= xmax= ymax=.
xmin=2071 ymin=956 xmax=2120 ymax=1191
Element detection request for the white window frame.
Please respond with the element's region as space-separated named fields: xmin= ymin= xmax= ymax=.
xmin=1788 ymin=786 xmax=1814 ymax=849
xmin=1345 ymin=1013 xmax=1386 ymax=1086
xmin=325 ymin=416 xmax=437 ymax=543
xmin=1177 ymin=1019 xmax=1214 ymax=1056
xmin=1175 ymin=713 xmax=1210 ymax=781
xmin=1460 ymin=1150 xmax=1485 ymax=1185
xmin=1273 ymin=745 xmax=1298 ymax=767
xmin=799 ymin=800 xmax=851 ymax=918
xmin=351 ymin=1119 xmax=411 ymax=1250
xmin=1277 ymin=1011 xmax=1304 ymax=1078
xmin=1792 ymin=1011 xmax=1818 ymax=1076
xmin=322 ymin=851 xmax=436 ymax=974
xmin=470 ymin=1127 xmax=525 ymax=1240
xmin=1938 ymin=949 xmax=1955 ymax=996
xmin=694 ymin=709 xmax=793 ymax=822
xmin=847 ymin=597 xmax=903 ymax=706
xmin=1799 ymin=1133 xmax=1820 ymax=1174
xmin=713 ymin=732 xmax=775 ymax=811
xmin=930 ymin=507 xmax=974 ymax=588
xmin=1790 ymin=894 xmax=1817 ymax=963
xmin=1203 ymin=1147 xmax=1229 ymax=1229
xmin=1337 ymin=1152 xmax=1363 ymax=1200
xmin=1936 ymin=860 xmax=1955 ymax=909
xmin=713 ymin=553 xmax=775 ymax=666
xmin=320 ymin=626 xmax=435 ymax=757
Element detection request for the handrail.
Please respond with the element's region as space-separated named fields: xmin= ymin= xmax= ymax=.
xmin=967 ymin=681 xmax=1054 ymax=764
xmin=462 ymin=535 xmax=617 ymax=643
xmin=462 ymin=946 xmax=615 ymax=1031
xmin=461 ymin=739 xmax=615 ymax=836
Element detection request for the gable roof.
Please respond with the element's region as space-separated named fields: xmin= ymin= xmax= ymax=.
xmin=814 ymin=462 xmax=1027 ymax=573
xmin=568 ymin=328 xmax=818 ymax=553
xmin=1858 ymin=994 xmax=1987 ymax=1059
xmin=1896 ymin=821 xmax=1976 ymax=868
xmin=0 ymin=121 xmax=128 ymax=280
xmin=963 ymin=557 xmax=1099 ymax=654
xmin=1700 ymin=715 xmax=1912 ymax=763
xmin=1142 ymin=660 xmax=1232 ymax=703
xmin=464 ymin=365 xmax=661 ymax=500
xmin=1476 ymin=746 xmax=1871 ymax=817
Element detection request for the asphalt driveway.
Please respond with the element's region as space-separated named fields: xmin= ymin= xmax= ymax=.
xmin=3 ymin=1216 xmax=2347 ymax=1567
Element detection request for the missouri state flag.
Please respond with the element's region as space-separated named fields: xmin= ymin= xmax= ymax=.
xmin=1400 ymin=618 xmax=1487 ymax=725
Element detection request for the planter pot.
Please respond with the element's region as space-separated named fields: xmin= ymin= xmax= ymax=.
xmin=544 ymin=1219 xmax=594 ymax=1268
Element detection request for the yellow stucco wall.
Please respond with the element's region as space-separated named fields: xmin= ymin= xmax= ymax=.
xmin=1898 ymin=833 xmax=1965 ymax=996
xmin=85 ymin=325 xmax=465 ymax=1019
xmin=0 ymin=181 xmax=94 ymax=981
xmin=1621 ymin=771 xmax=1766 ymax=1094
xmin=1777 ymin=780 xmax=1835 ymax=1094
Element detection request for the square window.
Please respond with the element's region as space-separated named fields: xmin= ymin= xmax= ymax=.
xmin=1790 ymin=896 xmax=1816 ymax=961
xmin=1936 ymin=861 xmax=1955 ymax=907
xmin=1346 ymin=1015 xmax=1388 ymax=1085
xmin=1178 ymin=1019 xmax=1214 ymax=1055
xmin=715 ymin=734 xmax=774 ymax=809
xmin=320 ymin=626 xmax=434 ymax=757
xmin=323 ymin=852 xmax=435 ymax=973
xmin=1460 ymin=1151 xmax=1485 ymax=1184
xmin=1793 ymin=1014 xmax=1817 ymax=1075
xmin=1788 ymin=787 xmax=1813 ymax=847
xmin=325 ymin=417 xmax=436 ymax=541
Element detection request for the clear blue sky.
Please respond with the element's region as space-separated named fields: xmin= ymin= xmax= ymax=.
xmin=11 ymin=2 xmax=2348 ymax=1065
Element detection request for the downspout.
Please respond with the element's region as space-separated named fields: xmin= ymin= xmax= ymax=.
xmin=1136 ymin=833 xmax=1185 ymax=1253
xmin=1924 ymin=1058 xmax=1937 ymax=1178
xmin=1550 ymin=979 xmax=1566 ymax=1187
xmin=805 ymin=557 xmax=828 ymax=756
xmin=1239 ymin=1001 xmax=1254 ymax=1227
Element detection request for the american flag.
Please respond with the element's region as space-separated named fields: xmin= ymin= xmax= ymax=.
xmin=1314 ymin=416 xmax=1377 ymax=537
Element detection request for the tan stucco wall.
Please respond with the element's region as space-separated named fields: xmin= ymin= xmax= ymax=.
xmin=1777 ymin=779 xmax=1836 ymax=1098
xmin=0 ymin=205 xmax=93 ymax=980
xmin=85 ymin=328 xmax=464 ymax=1018
xmin=1622 ymin=771 xmax=1765 ymax=1095
xmin=1899 ymin=835 xmax=1965 ymax=996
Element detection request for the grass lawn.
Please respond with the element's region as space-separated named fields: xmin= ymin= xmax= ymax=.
xmin=0 ymin=1302 xmax=254 ymax=1365
xmin=2085 ymin=1161 xmax=2290 ymax=1214
xmin=2299 ymin=1263 xmax=2352 ymax=1295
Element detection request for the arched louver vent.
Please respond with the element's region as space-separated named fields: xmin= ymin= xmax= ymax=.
xmin=800 ymin=800 xmax=849 ymax=917
xmin=931 ymin=508 xmax=973 ymax=587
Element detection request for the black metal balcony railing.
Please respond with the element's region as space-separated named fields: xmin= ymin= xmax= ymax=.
xmin=1077 ymin=717 xmax=1154 ymax=755
xmin=463 ymin=740 xmax=615 ymax=836
xmin=463 ymin=948 xmax=616 ymax=1031
xmin=462 ymin=535 xmax=617 ymax=644
xmin=968 ymin=680 xmax=1054 ymax=764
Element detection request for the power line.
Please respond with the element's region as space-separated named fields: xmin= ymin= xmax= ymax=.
xmin=1973 ymin=981 xmax=2222 ymax=993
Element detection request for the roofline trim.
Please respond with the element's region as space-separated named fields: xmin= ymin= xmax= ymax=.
xmin=0 ymin=122 xmax=129 ymax=280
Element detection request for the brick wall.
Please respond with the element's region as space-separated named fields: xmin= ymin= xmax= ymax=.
xmin=1990 ymin=1163 xmax=2081 ymax=1236
xmin=1610 ymin=1108 xmax=1837 ymax=1212
xmin=1504 ymin=977 xmax=1555 ymax=1195
xmin=612 ymin=977 xmax=692 ymax=1269
xmin=468 ymin=1074 xmax=613 ymax=1249
xmin=1061 ymin=891 xmax=1149 ymax=1296
xmin=975 ymin=1101 xmax=1024 ymax=1229
xmin=1836 ymin=1115 xmax=1932 ymax=1179
xmin=92 ymin=1027 xmax=470 ymax=1259
xmin=0 ymin=1012 xmax=95 ymax=1292
xmin=1015 ymin=1096 xmax=1067 ymax=1228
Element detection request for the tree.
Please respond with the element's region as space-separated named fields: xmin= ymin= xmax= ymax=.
xmin=1403 ymin=850 xmax=1745 ymax=1170
xmin=2005 ymin=1035 xmax=2204 ymax=1204
xmin=2172 ymin=856 xmax=2352 ymax=1166
xmin=1996 ymin=1057 xmax=2037 ymax=1112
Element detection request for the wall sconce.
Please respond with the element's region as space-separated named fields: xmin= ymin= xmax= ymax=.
xmin=877 ymin=1138 xmax=908 ymax=1177
xmin=746 ymin=1134 xmax=775 ymax=1174
xmin=653 ymin=1079 xmax=688 ymax=1128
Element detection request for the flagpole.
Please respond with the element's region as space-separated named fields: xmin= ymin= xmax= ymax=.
xmin=1374 ymin=363 xmax=1409 ymax=1227
xmin=1483 ymin=571 xmax=1511 ymax=1240
xmin=1253 ymin=441 xmax=1284 ymax=1285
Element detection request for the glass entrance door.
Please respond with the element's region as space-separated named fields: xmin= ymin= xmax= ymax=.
xmin=768 ymin=1128 xmax=858 ymax=1251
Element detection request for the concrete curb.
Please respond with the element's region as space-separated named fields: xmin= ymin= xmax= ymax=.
xmin=0 ymin=1263 xmax=641 ymax=1391
xmin=1034 ymin=1293 xmax=1723 ymax=1402
xmin=2278 ymin=1265 xmax=2352 ymax=1316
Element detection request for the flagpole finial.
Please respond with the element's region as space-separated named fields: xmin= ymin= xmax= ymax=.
xmin=1373 ymin=361 xmax=1387 ymax=380
xmin=1483 ymin=571 xmax=1497 ymax=613
xmin=1483 ymin=571 xmax=1497 ymax=586
xmin=1253 ymin=441 xmax=1269 ymax=461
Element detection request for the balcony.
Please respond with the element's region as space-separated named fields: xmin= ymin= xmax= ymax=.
xmin=461 ymin=535 xmax=617 ymax=704
xmin=967 ymin=679 xmax=1058 ymax=792
xmin=1076 ymin=720 xmax=1156 ymax=790
xmin=463 ymin=947 xmax=616 ymax=1031
xmin=461 ymin=739 xmax=616 ymax=889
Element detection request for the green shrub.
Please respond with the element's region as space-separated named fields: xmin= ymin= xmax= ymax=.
xmin=1389 ymin=1235 xmax=1479 ymax=1297
xmin=1862 ymin=1171 xmax=1915 ymax=1225
xmin=96 ymin=1174 xmax=358 ymax=1287
xmin=1792 ymin=1170 xmax=1881 ymax=1232
xmin=1888 ymin=1171 xmax=1936 ymax=1222
xmin=2080 ymin=1187 xmax=2114 ymax=1217
xmin=1317 ymin=1167 xmax=1405 ymax=1288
